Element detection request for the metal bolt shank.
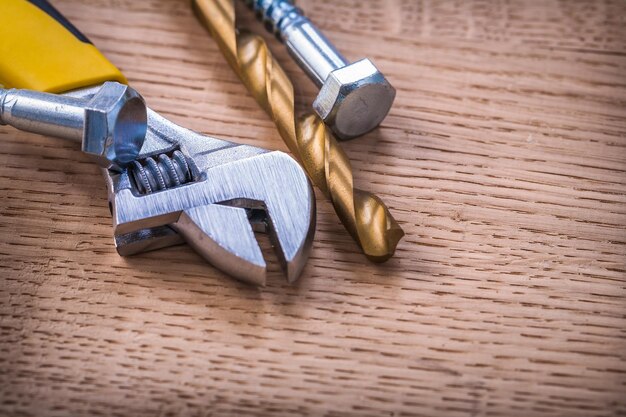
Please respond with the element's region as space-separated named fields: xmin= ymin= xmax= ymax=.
xmin=0 ymin=89 xmax=85 ymax=142
xmin=245 ymin=0 xmax=347 ymax=86
xmin=283 ymin=20 xmax=347 ymax=87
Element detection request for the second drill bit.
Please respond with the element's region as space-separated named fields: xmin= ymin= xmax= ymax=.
xmin=193 ymin=0 xmax=404 ymax=262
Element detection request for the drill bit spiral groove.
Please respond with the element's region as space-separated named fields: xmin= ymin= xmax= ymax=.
xmin=193 ymin=0 xmax=404 ymax=261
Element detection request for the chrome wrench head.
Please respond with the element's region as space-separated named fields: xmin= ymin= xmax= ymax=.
xmin=70 ymin=87 xmax=316 ymax=286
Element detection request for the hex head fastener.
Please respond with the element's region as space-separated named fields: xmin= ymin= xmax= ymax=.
xmin=313 ymin=59 xmax=396 ymax=140
xmin=245 ymin=0 xmax=396 ymax=140
xmin=0 ymin=81 xmax=147 ymax=170
xmin=83 ymin=83 xmax=147 ymax=169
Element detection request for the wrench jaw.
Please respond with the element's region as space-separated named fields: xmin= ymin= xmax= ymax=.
xmin=110 ymin=204 xmax=267 ymax=285
xmin=221 ymin=173 xmax=317 ymax=284
xmin=109 ymin=193 xmax=267 ymax=285
xmin=263 ymin=183 xmax=316 ymax=284
xmin=225 ymin=151 xmax=316 ymax=284
xmin=173 ymin=205 xmax=267 ymax=286
xmin=270 ymin=200 xmax=316 ymax=283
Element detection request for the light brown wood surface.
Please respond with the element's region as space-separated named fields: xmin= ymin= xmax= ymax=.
xmin=1 ymin=1 xmax=625 ymax=416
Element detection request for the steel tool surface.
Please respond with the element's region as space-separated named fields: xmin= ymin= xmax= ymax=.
xmin=0 ymin=0 xmax=316 ymax=285
xmin=193 ymin=0 xmax=404 ymax=262
xmin=243 ymin=0 xmax=396 ymax=140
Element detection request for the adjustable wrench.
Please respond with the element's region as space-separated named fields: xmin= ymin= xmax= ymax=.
xmin=0 ymin=0 xmax=315 ymax=285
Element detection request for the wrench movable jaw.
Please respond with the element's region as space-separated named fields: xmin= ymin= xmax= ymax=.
xmin=173 ymin=204 xmax=266 ymax=285
xmin=111 ymin=204 xmax=266 ymax=285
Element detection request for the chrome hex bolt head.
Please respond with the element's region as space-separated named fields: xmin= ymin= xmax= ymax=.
xmin=83 ymin=82 xmax=147 ymax=169
xmin=313 ymin=59 xmax=396 ymax=140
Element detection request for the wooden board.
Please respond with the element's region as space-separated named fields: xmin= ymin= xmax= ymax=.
xmin=1 ymin=0 xmax=625 ymax=415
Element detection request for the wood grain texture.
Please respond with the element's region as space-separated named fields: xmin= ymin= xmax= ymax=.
xmin=1 ymin=0 xmax=625 ymax=416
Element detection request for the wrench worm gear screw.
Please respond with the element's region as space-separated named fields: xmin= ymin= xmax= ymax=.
xmin=193 ymin=0 xmax=404 ymax=262
xmin=0 ymin=81 xmax=146 ymax=170
xmin=243 ymin=0 xmax=396 ymax=140
xmin=130 ymin=150 xmax=192 ymax=194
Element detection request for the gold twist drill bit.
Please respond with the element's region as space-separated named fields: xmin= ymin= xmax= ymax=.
xmin=192 ymin=0 xmax=404 ymax=262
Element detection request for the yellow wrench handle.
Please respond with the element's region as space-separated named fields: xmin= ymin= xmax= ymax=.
xmin=0 ymin=0 xmax=126 ymax=92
